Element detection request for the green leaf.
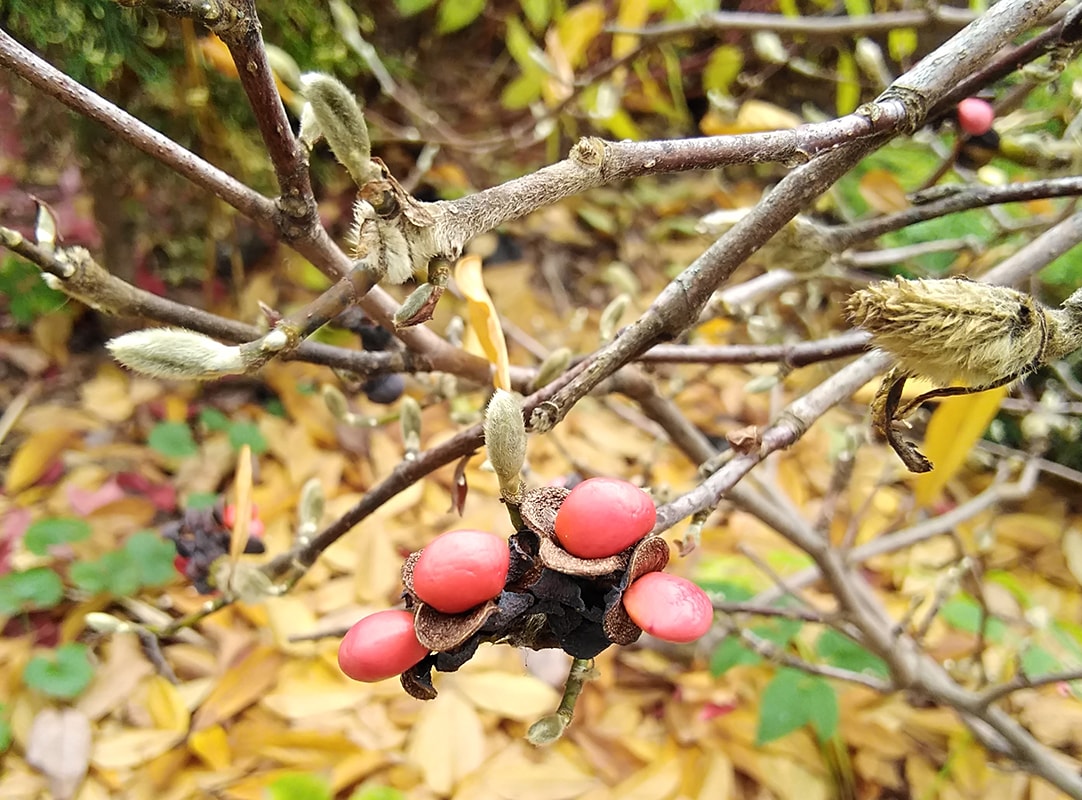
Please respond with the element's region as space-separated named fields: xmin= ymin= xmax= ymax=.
xmin=501 ymin=73 xmax=543 ymax=110
xmin=519 ymin=0 xmax=551 ymax=31
xmin=702 ymin=45 xmax=743 ymax=97
xmin=816 ymin=629 xmax=889 ymax=678
xmin=801 ymin=674 xmax=839 ymax=742
xmin=709 ymin=637 xmax=761 ymax=676
xmin=0 ymin=713 xmax=11 ymax=753
xmin=694 ymin=579 xmax=753 ymax=602
xmin=835 ymin=49 xmax=860 ymax=116
xmin=100 ymin=550 xmax=143 ymax=597
xmin=940 ymin=596 xmax=1006 ymax=642
xmin=148 ymin=422 xmax=198 ymax=459
xmin=24 ymin=517 xmax=92 ymax=555
xmin=437 ymin=0 xmax=485 ymax=33
xmin=23 ymin=643 xmax=95 ymax=699
xmin=1020 ymin=644 xmax=1060 ymax=677
xmin=0 ymin=568 xmax=65 ymax=614
xmin=749 ymin=617 xmax=803 ymax=648
xmin=69 ymin=560 xmax=111 ymax=594
xmin=673 ymin=0 xmax=720 ymax=18
xmin=756 ymin=669 xmax=838 ymax=745
xmin=125 ymin=531 xmax=178 ymax=587
xmin=265 ymin=773 xmax=333 ymax=800
xmin=199 ymin=407 xmax=231 ymax=432
xmin=888 ymin=27 xmax=918 ymax=61
xmin=186 ymin=491 xmax=219 ymax=511
xmin=394 ymin=0 xmax=438 ymax=15
xmin=227 ymin=421 xmax=267 ymax=454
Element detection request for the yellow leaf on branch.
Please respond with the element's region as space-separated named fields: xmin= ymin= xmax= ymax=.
xmin=913 ymin=385 xmax=1009 ymax=507
xmin=455 ymin=254 xmax=511 ymax=391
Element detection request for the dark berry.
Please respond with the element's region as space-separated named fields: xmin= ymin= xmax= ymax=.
xmin=363 ymin=373 xmax=406 ymax=404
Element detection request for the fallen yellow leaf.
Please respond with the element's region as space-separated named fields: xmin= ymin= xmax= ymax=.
xmin=188 ymin=724 xmax=231 ymax=771
xmin=913 ymin=385 xmax=1009 ymax=506
xmin=145 ymin=675 xmax=191 ymax=733
xmin=5 ymin=427 xmax=76 ymax=495
xmin=192 ymin=645 xmax=285 ymax=730
xmin=455 ymin=254 xmax=510 ymax=391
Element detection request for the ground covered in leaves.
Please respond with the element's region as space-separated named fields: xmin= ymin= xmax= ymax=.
xmin=3 ymin=208 xmax=1082 ymax=799
xmin=4 ymin=2 xmax=1082 ymax=797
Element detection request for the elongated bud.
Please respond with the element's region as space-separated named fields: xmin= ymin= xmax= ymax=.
xmin=108 ymin=329 xmax=245 ymax=379
xmin=300 ymin=73 xmax=378 ymax=186
xmin=599 ymin=294 xmax=630 ymax=344
xmin=84 ymin=612 xmax=131 ymax=634
xmin=847 ymin=277 xmax=1053 ymax=388
xmin=297 ymin=477 xmax=324 ymax=542
xmin=526 ymin=714 xmax=568 ymax=746
xmin=400 ymin=396 xmax=422 ymax=460
xmin=35 ymin=203 xmax=57 ymax=253
xmin=483 ymin=390 xmax=527 ymax=502
xmin=322 ymin=384 xmax=351 ymax=421
xmin=532 ymin=347 xmax=572 ymax=390
xmin=265 ymin=44 xmax=302 ymax=90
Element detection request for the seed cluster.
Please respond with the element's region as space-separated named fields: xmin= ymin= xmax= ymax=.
xmin=162 ymin=504 xmax=265 ymax=594
xmin=336 ymin=479 xmax=714 ymax=700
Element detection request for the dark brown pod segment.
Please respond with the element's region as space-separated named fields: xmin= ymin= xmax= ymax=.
xmin=401 ymin=549 xmax=421 ymax=596
xmin=413 ymin=599 xmax=499 ymax=652
xmin=519 ymin=486 xmax=570 ymax=539
xmin=400 ymin=659 xmax=438 ymax=700
xmin=601 ymin=535 xmax=672 ymax=646
xmin=538 ymin=535 xmax=629 ymax=577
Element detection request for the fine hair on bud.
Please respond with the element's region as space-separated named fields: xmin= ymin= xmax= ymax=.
xmin=107 ymin=329 xmax=245 ymax=380
xmin=483 ymin=389 xmax=527 ymax=501
xmin=300 ymin=73 xmax=378 ymax=186
xmin=847 ymin=277 xmax=1070 ymax=388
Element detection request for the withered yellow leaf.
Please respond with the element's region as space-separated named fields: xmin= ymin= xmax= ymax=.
xmin=609 ymin=752 xmax=682 ymax=800
xmin=454 ymin=741 xmax=598 ymax=800
xmin=145 ymin=675 xmax=191 ymax=733
xmin=913 ymin=385 xmax=1009 ymax=507
xmin=91 ymin=729 xmax=184 ymax=771
xmin=406 ymin=687 xmax=486 ymax=795
xmin=554 ymin=2 xmax=605 ymax=68
xmin=1061 ymin=528 xmax=1082 ymax=586
xmin=455 ymin=254 xmax=510 ymax=391
xmin=451 ymin=672 xmax=560 ymax=722
xmin=858 ymin=168 xmax=909 ymax=214
xmin=79 ymin=366 xmax=135 ymax=424
xmin=5 ymin=427 xmax=76 ymax=495
xmin=188 ymin=724 xmax=231 ymax=771
xmin=192 ymin=645 xmax=285 ymax=730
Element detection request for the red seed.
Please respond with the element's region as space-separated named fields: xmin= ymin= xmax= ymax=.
xmin=412 ymin=530 xmax=510 ymax=614
xmin=223 ymin=503 xmax=264 ymax=538
xmin=622 ymin=572 xmax=713 ymax=643
xmin=337 ymin=609 xmax=429 ymax=682
xmin=957 ymin=97 xmax=995 ymax=137
xmin=554 ymin=478 xmax=656 ymax=559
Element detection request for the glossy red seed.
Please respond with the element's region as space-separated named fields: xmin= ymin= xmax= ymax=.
xmin=622 ymin=572 xmax=713 ymax=644
xmin=173 ymin=555 xmax=190 ymax=576
xmin=957 ymin=97 xmax=995 ymax=136
xmin=412 ymin=530 xmax=510 ymax=614
xmin=337 ymin=609 xmax=429 ymax=682
xmin=223 ymin=503 xmax=264 ymax=538
xmin=554 ymin=478 xmax=656 ymax=559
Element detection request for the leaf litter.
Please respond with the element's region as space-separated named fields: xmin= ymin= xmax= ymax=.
xmin=1 ymin=174 xmax=1081 ymax=800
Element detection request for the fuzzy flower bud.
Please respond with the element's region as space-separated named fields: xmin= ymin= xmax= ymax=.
xmin=483 ymin=389 xmax=527 ymax=502
xmin=107 ymin=329 xmax=245 ymax=380
xmin=400 ymin=396 xmax=422 ymax=460
xmin=300 ymin=73 xmax=379 ymax=187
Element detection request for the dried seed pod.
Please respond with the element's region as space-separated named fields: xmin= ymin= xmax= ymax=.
xmin=848 ymin=277 xmax=1082 ymax=472
xmin=537 ymin=536 xmax=629 ymax=577
xmin=847 ymin=277 xmax=1050 ymax=388
xmin=413 ymin=600 xmax=499 ymax=652
xmin=601 ymin=535 xmax=672 ymax=645
xmin=520 ymin=487 xmax=570 ymax=539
